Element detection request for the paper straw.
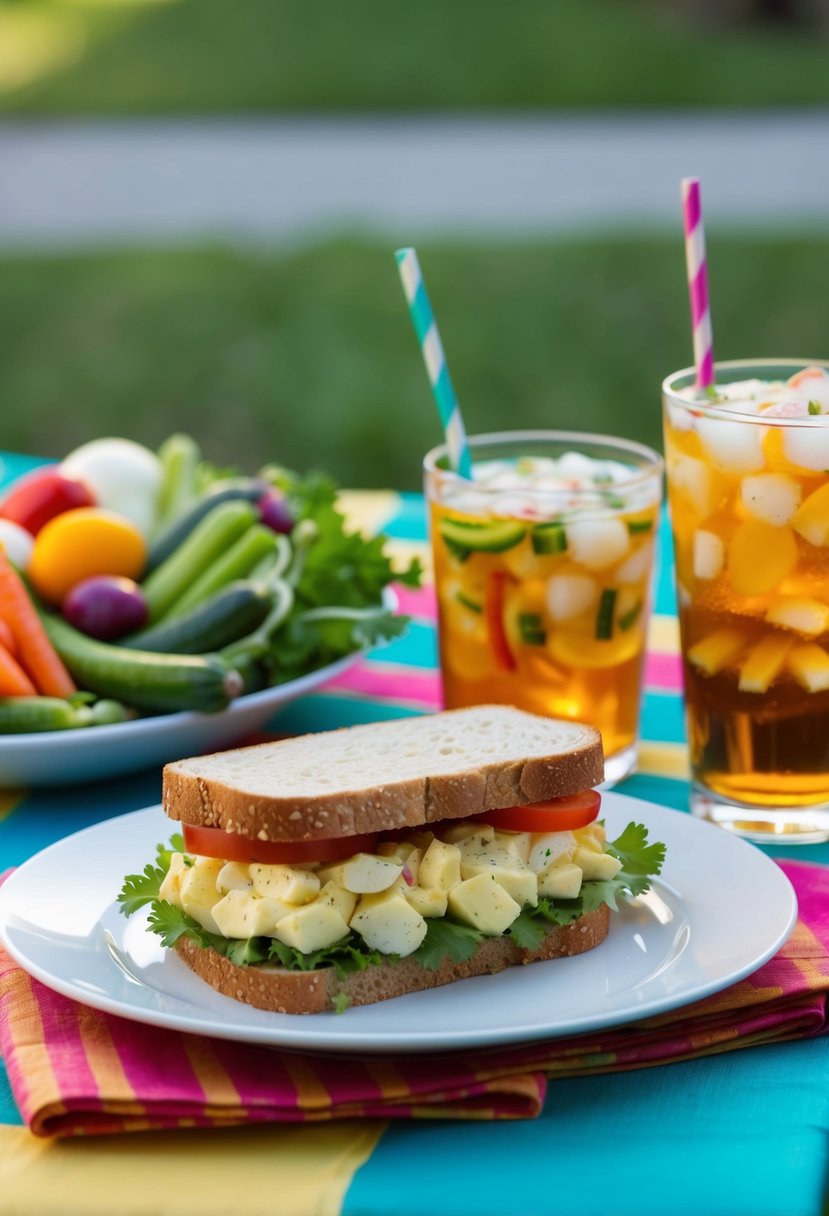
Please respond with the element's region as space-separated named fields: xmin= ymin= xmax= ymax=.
xmin=395 ymin=247 xmax=473 ymax=478
xmin=681 ymin=177 xmax=715 ymax=390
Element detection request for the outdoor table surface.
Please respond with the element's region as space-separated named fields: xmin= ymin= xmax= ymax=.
xmin=0 ymin=450 xmax=827 ymax=1216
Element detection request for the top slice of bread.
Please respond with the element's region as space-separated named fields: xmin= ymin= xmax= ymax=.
xmin=162 ymin=705 xmax=604 ymax=842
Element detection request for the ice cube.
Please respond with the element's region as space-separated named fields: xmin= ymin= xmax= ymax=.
xmin=783 ymin=425 xmax=829 ymax=473
xmin=696 ymin=417 xmax=765 ymax=474
xmin=565 ymin=518 xmax=629 ymax=571
xmin=693 ymin=530 xmax=725 ymax=580
xmin=545 ymin=574 xmax=599 ymax=622
xmin=615 ymin=539 xmax=654 ymax=585
xmin=765 ymin=597 xmax=829 ymax=637
xmin=668 ymin=452 xmax=716 ymax=518
xmin=740 ymin=473 xmax=801 ymax=526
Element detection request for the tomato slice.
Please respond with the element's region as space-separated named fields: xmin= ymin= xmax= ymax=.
xmin=181 ymin=823 xmax=378 ymax=865
xmin=484 ymin=572 xmax=517 ymax=671
xmin=471 ymin=790 xmax=601 ymax=832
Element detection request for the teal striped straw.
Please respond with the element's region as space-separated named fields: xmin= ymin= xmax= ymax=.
xmin=395 ymin=247 xmax=473 ymax=478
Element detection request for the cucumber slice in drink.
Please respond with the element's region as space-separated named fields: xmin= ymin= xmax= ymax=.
xmin=530 ymin=522 xmax=567 ymax=555
xmin=439 ymin=518 xmax=526 ymax=557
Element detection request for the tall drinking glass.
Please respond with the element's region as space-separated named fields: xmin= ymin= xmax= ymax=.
xmin=663 ymin=359 xmax=829 ymax=842
xmin=424 ymin=431 xmax=663 ymax=784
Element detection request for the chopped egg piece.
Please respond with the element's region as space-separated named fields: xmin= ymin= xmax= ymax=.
xmin=448 ymin=873 xmax=521 ymax=935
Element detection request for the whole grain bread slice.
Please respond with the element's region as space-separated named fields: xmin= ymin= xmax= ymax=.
xmin=175 ymin=903 xmax=610 ymax=1014
xmin=163 ymin=705 xmax=603 ymax=842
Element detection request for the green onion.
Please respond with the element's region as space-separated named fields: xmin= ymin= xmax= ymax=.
xmin=595 ymin=589 xmax=617 ymax=640
xmin=618 ymin=601 xmax=642 ymax=632
xmin=518 ymin=612 xmax=546 ymax=645
xmin=456 ymin=591 xmax=483 ymax=614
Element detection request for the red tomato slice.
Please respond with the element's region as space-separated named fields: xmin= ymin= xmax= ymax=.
xmin=485 ymin=572 xmax=516 ymax=671
xmin=182 ymin=823 xmax=378 ymax=865
xmin=472 ymin=790 xmax=601 ymax=832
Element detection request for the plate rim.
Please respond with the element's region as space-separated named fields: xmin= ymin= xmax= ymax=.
xmin=0 ymin=791 xmax=799 ymax=1054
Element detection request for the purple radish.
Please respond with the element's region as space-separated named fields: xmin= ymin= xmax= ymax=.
xmin=257 ymin=489 xmax=294 ymax=535
xmin=62 ymin=576 xmax=149 ymax=641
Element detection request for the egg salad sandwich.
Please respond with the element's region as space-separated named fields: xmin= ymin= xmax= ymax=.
xmin=118 ymin=706 xmax=665 ymax=1014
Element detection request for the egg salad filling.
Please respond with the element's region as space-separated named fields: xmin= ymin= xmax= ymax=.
xmin=119 ymin=816 xmax=665 ymax=1007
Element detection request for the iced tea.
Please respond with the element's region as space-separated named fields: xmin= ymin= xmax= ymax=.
xmin=424 ymin=432 xmax=662 ymax=783
xmin=664 ymin=359 xmax=829 ymax=841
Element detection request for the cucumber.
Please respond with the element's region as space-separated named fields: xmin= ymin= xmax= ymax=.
xmin=626 ymin=518 xmax=654 ymax=535
xmin=530 ymin=521 xmax=567 ymax=555
xmin=439 ymin=518 xmax=526 ymax=558
xmin=147 ymin=477 xmax=266 ymax=572
xmin=595 ymin=589 xmax=617 ymax=640
xmin=165 ymin=526 xmax=282 ymax=620
xmin=141 ymin=500 xmax=258 ymax=623
xmin=123 ymin=581 xmax=272 ymax=655
xmin=42 ymin=614 xmax=243 ymax=714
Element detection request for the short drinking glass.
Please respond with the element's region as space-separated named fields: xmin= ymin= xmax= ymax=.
xmin=424 ymin=431 xmax=663 ymax=784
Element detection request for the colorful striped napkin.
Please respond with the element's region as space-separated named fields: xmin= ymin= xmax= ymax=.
xmin=0 ymin=860 xmax=826 ymax=1139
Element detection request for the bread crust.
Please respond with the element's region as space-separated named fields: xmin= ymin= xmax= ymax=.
xmin=163 ymin=707 xmax=604 ymax=843
xmin=174 ymin=904 xmax=610 ymax=1014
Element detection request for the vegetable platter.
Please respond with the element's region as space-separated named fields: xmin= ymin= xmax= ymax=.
xmin=0 ymin=436 xmax=419 ymax=786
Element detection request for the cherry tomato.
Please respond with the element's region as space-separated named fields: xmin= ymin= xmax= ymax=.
xmin=182 ymin=823 xmax=379 ymax=865
xmin=471 ymin=790 xmax=601 ymax=832
xmin=0 ymin=466 xmax=95 ymax=536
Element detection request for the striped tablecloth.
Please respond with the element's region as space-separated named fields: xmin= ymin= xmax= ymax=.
xmin=0 ymin=468 xmax=828 ymax=1216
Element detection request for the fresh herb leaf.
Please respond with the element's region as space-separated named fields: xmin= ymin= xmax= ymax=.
xmin=508 ymin=910 xmax=548 ymax=950
xmin=146 ymin=900 xmax=216 ymax=948
xmin=269 ymin=605 xmax=409 ymax=683
xmin=268 ymin=933 xmax=382 ymax=978
xmin=117 ymin=862 xmax=168 ymax=916
xmin=155 ymin=834 xmax=185 ymax=871
xmin=412 ymin=918 xmax=483 ymax=970
xmin=331 ymin=992 xmax=351 ymax=1015
xmin=606 ymin=822 xmax=667 ymax=897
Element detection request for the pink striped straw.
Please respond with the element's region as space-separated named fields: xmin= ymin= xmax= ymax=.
xmin=681 ymin=177 xmax=714 ymax=389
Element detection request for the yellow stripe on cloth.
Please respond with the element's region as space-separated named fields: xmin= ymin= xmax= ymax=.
xmin=337 ymin=491 xmax=401 ymax=537
xmin=383 ymin=538 xmax=433 ymax=582
xmin=638 ymin=741 xmax=690 ymax=780
xmin=0 ymin=1120 xmax=384 ymax=1216
xmin=647 ymin=614 xmax=681 ymax=655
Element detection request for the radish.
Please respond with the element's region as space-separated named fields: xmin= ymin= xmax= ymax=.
xmin=62 ymin=576 xmax=148 ymax=641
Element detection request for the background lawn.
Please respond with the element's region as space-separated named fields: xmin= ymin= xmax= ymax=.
xmin=3 ymin=0 xmax=829 ymax=114
xmin=1 ymin=233 xmax=827 ymax=489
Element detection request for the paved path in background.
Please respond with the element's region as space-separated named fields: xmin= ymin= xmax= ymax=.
xmin=1 ymin=112 xmax=828 ymax=248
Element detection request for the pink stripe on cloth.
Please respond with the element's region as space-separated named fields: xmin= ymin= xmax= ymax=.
xmin=392 ymin=582 xmax=437 ymax=619
xmin=327 ymin=662 xmax=442 ymax=708
xmin=643 ymin=650 xmax=684 ymax=693
xmin=1 ymin=863 xmax=826 ymax=1138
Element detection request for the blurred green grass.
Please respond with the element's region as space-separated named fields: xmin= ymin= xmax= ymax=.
xmin=2 ymin=234 xmax=828 ymax=489
xmin=3 ymin=0 xmax=829 ymax=112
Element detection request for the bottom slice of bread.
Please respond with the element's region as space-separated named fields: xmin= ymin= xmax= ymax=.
xmin=174 ymin=903 xmax=610 ymax=1015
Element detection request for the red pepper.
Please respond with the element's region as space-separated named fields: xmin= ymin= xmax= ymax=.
xmin=484 ymin=572 xmax=517 ymax=671
xmin=0 ymin=467 xmax=95 ymax=536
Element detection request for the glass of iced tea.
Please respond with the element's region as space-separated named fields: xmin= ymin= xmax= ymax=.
xmin=424 ymin=431 xmax=663 ymax=783
xmin=664 ymin=358 xmax=829 ymax=842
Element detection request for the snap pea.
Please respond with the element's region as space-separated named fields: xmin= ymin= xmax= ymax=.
xmin=147 ymin=477 xmax=265 ymax=572
xmin=165 ymin=527 xmax=287 ymax=621
xmin=154 ymin=433 xmax=201 ymax=537
xmin=141 ymin=500 xmax=258 ymax=624
xmin=0 ymin=696 xmax=133 ymax=733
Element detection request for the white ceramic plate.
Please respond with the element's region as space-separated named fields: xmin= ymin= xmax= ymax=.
xmin=0 ymin=654 xmax=358 ymax=788
xmin=0 ymin=792 xmax=797 ymax=1053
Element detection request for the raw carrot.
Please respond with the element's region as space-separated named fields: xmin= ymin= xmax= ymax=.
xmin=0 ymin=549 xmax=75 ymax=698
xmin=0 ymin=645 xmax=36 ymax=697
xmin=0 ymin=618 xmax=15 ymax=655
